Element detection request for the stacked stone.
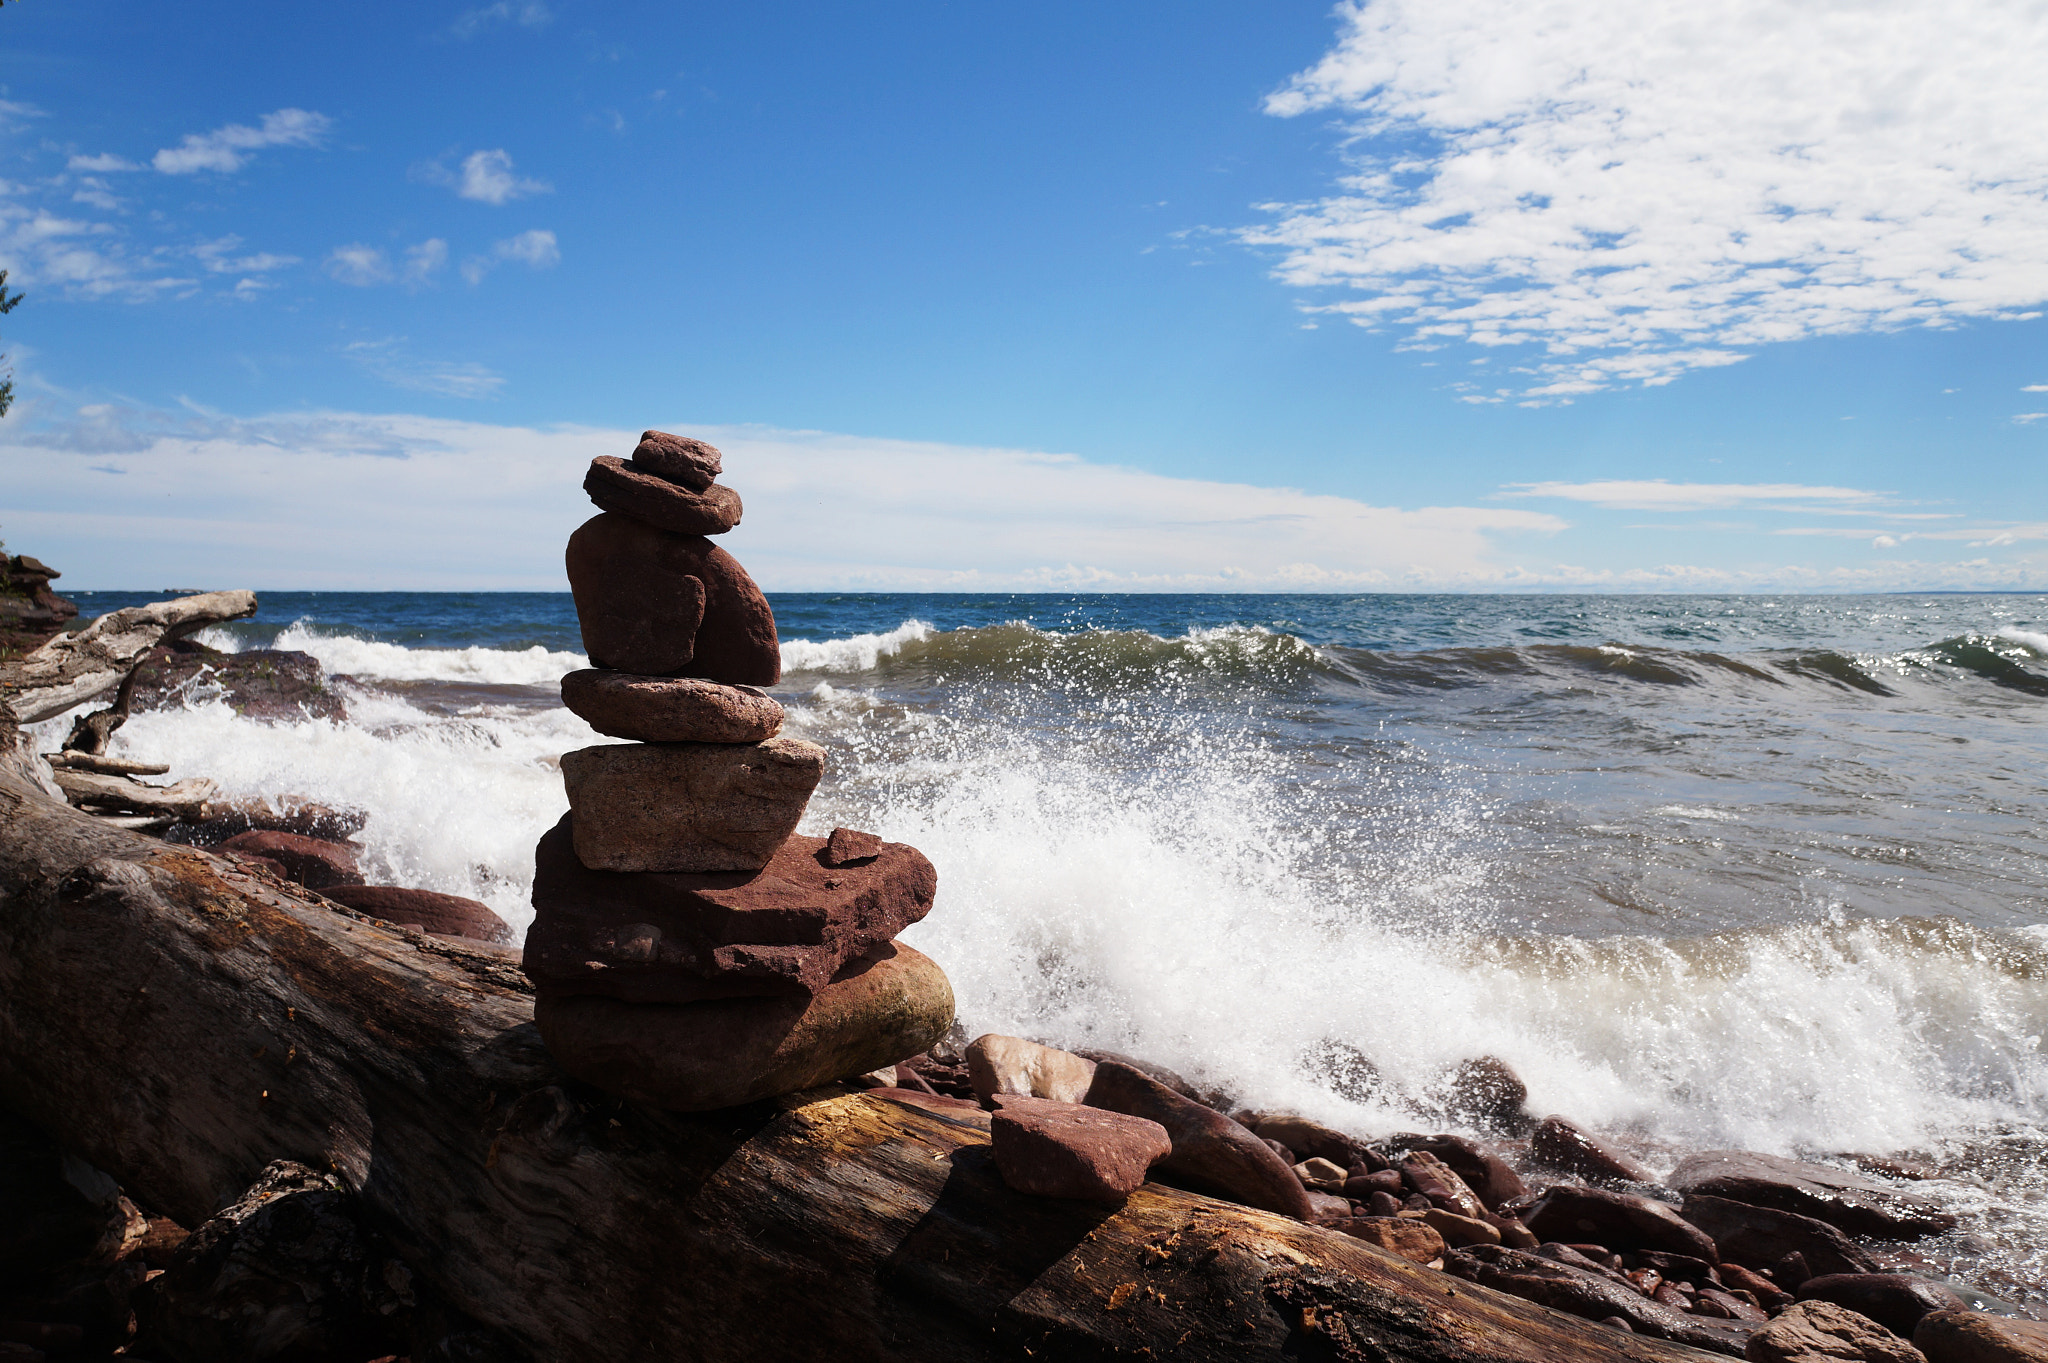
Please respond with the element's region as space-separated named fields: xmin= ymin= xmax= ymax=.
xmin=522 ymin=431 xmax=955 ymax=1111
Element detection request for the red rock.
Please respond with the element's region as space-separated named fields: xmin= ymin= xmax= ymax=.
xmin=824 ymin=827 xmax=882 ymax=866
xmin=560 ymin=738 xmax=824 ymax=873
xmin=1436 ymin=1056 xmax=1531 ymax=1132
xmin=318 ymin=886 xmax=512 ymax=944
xmin=216 ymin=831 xmax=362 ymax=890
xmin=1524 ymin=1185 xmax=1720 ymax=1262
xmin=1671 ymin=1151 xmax=1957 ymax=1240
xmin=1748 ymin=1301 xmax=1928 ymax=1363
xmin=1083 ymin=1061 xmax=1312 ymax=1220
xmin=1366 ymin=1190 xmax=1404 ymax=1217
xmin=989 ymin=1094 xmax=1171 ymax=1203
xmin=1531 ymin=1115 xmax=1655 ymax=1184
xmin=1345 ymin=1169 xmax=1406 ymax=1200
xmin=560 ymin=670 xmax=783 ymax=744
xmin=1421 ymin=1207 xmax=1502 ymax=1247
xmin=1718 ymin=1263 xmax=1794 ymax=1311
xmin=1407 ymin=1133 xmax=1528 ymax=1210
xmin=1915 ymin=1308 xmax=2048 ymax=1362
xmin=1696 ymin=1286 xmax=1770 ymax=1322
xmin=566 ymin=514 xmax=780 ymax=685
xmin=1679 ymin=1194 xmax=1880 ymax=1279
xmin=535 ymin=942 xmax=955 ymax=1111
xmin=584 ymin=457 xmax=743 ymax=536
xmin=1797 ymin=1276 xmax=1969 ymax=1341
xmin=1400 ymin=1151 xmax=1487 ymax=1220
xmin=630 ymin=431 xmax=722 ymax=491
xmin=1333 ymin=1216 xmax=1446 ymax=1265
xmin=522 ymin=818 xmax=936 ymax=1002
xmin=1445 ymin=1245 xmax=1754 ymax=1354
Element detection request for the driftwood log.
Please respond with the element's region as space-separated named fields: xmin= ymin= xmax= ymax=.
xmin=0 ymin=734 xmax=1720 ymax=1362
xmin=0 ymin=588 xmax=257 ymax=724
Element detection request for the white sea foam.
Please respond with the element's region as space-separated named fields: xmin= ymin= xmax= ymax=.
xmin=1998 ymin=625 xmax=2048 ymax=657
xmin=262 ymin=620 xmax=587 ymax=685
xmin=779 ymin=620 xmax=934 ymax=673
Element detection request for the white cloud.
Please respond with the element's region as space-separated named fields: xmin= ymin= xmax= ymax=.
xmin=325 ymin=244 xmax=392 ymax=287
xmin=67 ymin=153 xmax=139 ymax=173
xmin=1502 ymin=480 xmax=1887 ymax=512
xmin=2014 ymin=412 xmax=2048 ymax=424
xmin=69 ymin=180 xmax=121 ymax=211
xmin=342 ymin=341 xmax=505 ymax=399
xmin=454 ymin=149 xmax=550 ymax=205
xmin=2022 ymin=384 xmax=2048 ymax=392
xmin=193 ymin=235 xmax=298 ymax=277
xmin=461 ymin=229 xmax=559 ymax=283
xmin=0 ymin=208 xmax=192 ymax=301
xmin=449 ymin=0 xmax=552 ymax=38
xmin=1251 ymin=0 xmax=2048 ymax=400
xmin=404 ymin=238 xmax=449 ymax=285
xmin=152 ymin=108 xmax=331 ymax=175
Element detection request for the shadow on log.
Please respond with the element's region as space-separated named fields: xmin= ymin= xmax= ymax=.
xmin=0 ymin=724 xmax=1722 ymax=1362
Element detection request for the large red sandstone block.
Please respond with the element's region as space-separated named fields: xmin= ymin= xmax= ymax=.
xmin=560 ymin=738 xmax=824 ymax=873
xmin=534 ymin=942 xmax=954 ymax=1111
xmin=565 ymin=513 xmax=779 ymax=684
xmin=583 ymin=457 xmax=742 ymax=536
xmin=522 ymin=818 xmax=936 ymax=1001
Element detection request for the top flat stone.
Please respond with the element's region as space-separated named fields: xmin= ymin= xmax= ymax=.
xmin=585 ymin=457 xmax=742 ymax=536
xmin=1670 ymin=1150 xmax=1957 ymax=1240
xmin=561 ymin=669 xmax=783 ymax=744
xmin=632 ymin=430 xmax=722 ymax=491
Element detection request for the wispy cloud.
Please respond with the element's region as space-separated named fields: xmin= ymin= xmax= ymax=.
xmin=325 ymin=243 xmax=392 ymax=287
xmin=342 ymin=340 xmax=505 ymax=399
xmin=1250 ymin=0 xmax=2048 ymax=401
xmin=414 ymin=148 xmax=551 ymax=205
xmin=153 ymin=108 xmax=331 ymax=175
xmin=449 ymin=1 xmax=552 ymax=39
xmin=1502 ymin=481 xmax=1887 ymax=513
xmin=404 ymin=238 xmax=449 ymax=285
xmin=66 ymin=153 xmax=139 ymax=173
xmin=461 ymin=228 xmax=559 ymax=283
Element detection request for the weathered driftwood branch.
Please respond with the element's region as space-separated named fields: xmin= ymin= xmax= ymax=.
xmin=0 ymin=589 xmax=257 ymax=723
xmin=0 ymin=741 xmax=1721 ymax=1362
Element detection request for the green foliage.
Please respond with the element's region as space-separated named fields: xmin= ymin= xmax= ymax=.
xmin=0 ymin=268 xmax=19 ymax=419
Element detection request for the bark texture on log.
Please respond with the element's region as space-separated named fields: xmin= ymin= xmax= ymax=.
xmin=0 ymin=745 xmax=1722 ymax=1362
xmin=0 ymin=589 xmax=257 ymax=723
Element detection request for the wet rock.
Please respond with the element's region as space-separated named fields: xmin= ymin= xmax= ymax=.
xmin=584 ymin=456 xmax=744 ymax=536
xmin=215 ymin=830 xmax=362 ymax=890
xmin=1292 ymin=1158 xmax=1348 ymax=1193
xmin=1697 ymin=1286 xmax=1771 ymax=1322
xmin=1914 ymin=1309 xmax=2048 ymax=1363
xmin=966 ymin=1035 xmax=1097 ymax=1105
xmin=535 ymin=942 xmax=955 ymax=1111
xmin=1251 ymin=1114 xmax=1374 ymax=1170
xmin=560 ymin=670 xmax=783 ymax=744
xmin=319 ymin=886 xmax=512 ymax=943
xmin=1304 ymin=1190 xmax=1352 ymax=1225
xmin=163 ymin=799 xmax=366 ymax=848
xmin=629 ymin=430 xmax=722 ymax=491
xmin=1345 ymin=1169 xmax=1406 ymax=1200
xmin=1332 ymin=1216 xmax=1445 ymax=1265
xmin=566 ymin=514 xmax=779 ymax=684
xmin=1445 ymin=1245 xmax=1753 ymax=1355
xmin=1301 ymin=1038 xmax=1387 ymax=1104
xmin=1680 ymin=1193 xmax=1880 ymax=1278
xmin=1420 ymin=1207 xmax=1501 ymax=1248
xmin=1083 ymin=1061 xmax=1312 ymax=1220
xmin=1523 ymin=1185 xmax=1720 ymax=1262
xmin=1797 ymin=1276 xmax=1969 ymax=1341
xmin=134 ymin=1161 xmax=408 ymax=1363
xmin=1671 ymin=1151 xmax=1958 ymax=1241
xmin=1405 ymin=1133 xmax=1527 ymax=1210
xmin=1531 ymin=1115 xmax=1655 ymax=1184
xmin=1487 ymin=1212 xmax=1539 ymax=1248
xmin=525 ymin=820 xmax=936 ymax=1001
xmin=1401 ymin=1151 xmax=1488 ymax=1219
xmin=0 ymin=1111 xmax=132 ymax=1276
xmin=1718 ymin=1263 xmax=1795 ymax=1311
xmin=1070 ymin=1050 xmax=1210 ymax=1105
xmin=1630 ymin=1249 xmax=1716 ymax=1285
xmin=1366 ymin=1190 xmax=1404 ymax=1217
xmin=559 ymin=737 xmax=825 ymax=873
xmin=1744 ymin=1300 xmax=1928 ymax=1363
xmin=1434 ymin=1056 xmax=1531 ymax=1133
xmin=988 ymin=1093 xmax=1170 ymax=1203
xmin=128 ymin=639 xmax=345 ymax=722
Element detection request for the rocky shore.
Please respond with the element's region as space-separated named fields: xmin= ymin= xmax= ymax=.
xmin=0 ymin=443 xmax=2042 ymax=1363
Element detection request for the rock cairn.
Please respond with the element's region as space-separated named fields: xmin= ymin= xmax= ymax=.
xmin=522 ymin=430 xmax=955 ymax=1111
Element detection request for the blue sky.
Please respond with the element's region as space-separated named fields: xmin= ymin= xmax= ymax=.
xmin=1 ymin=0 xmax=2045 ymax=590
